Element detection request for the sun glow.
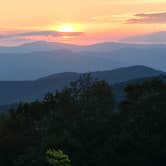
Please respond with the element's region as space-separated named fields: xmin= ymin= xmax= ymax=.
xmin=58 ymin=25 xmax=74 ymax=32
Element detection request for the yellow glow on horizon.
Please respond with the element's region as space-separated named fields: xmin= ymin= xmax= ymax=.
xmin=57 ymin=25 xmax=74 ymax=32
xmin=51 ymin=24 xmax=84 ymax=33
xmin=0 ymin=0 xmax=165 ymax=45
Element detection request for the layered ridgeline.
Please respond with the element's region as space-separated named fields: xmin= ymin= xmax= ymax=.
xmin=0 ymin=65 xmax=164 ymax=106
xmin=0 ymin=41 xmax=166 ymax=80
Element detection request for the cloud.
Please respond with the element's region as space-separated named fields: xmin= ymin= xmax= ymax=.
xmin=0 ymin=30 xmax=84 ymax=46
xmin=0 ymin=31 xmax=84 ymax=39
xmin=127 ymin=12 xmax=166 ymax=24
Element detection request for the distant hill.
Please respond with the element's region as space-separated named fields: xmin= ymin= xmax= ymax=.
xmin=0 ymin=41 xmax=165 ymax=53
xmin=120 ymin=31 xmax=166 ymax=44
xmin=39 ymin=65 xmax=163 ymax=84
xmin=113 ymin=74 xmax=166 ymax=103
xmin=0 ymin=50 xmax=126 ymax=80
xmin=109 ymin=46 xmax=166 ymax=71
xmin=0 ymin=41 xmax=166 ymax=80
xmin=0 ymin=65 xmax=163 ymax=106
xmin=0 ymin=41 xmax=78 ymax=53
xmin=0 ymin=41 xmax=128 ymax=53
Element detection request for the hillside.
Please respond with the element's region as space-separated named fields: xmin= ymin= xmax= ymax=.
xmin=0 ymin=41 xmax=152 ymax=53
xmin=0 ymin=41 xmax=166 ymax=80
xmin=0 ymin=65 xmax=163 ymax=106
xmin=0 ymin=50 xmax=126 ymax=80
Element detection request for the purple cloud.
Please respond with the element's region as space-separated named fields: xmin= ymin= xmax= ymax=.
xmin=0 ymin=31 xmax=84 ymax=39
xmin=127 ymin=12 xmax=166 ymax=24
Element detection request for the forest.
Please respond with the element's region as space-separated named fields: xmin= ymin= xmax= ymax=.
xmin=0 ymin=75 xmax=166 ymax=166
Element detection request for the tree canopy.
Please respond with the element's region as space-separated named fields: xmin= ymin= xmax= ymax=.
xmin=0 ymin=76 xmax=166 ymax=166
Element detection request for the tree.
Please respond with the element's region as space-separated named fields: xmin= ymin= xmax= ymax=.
xmin=118 ymin=79 xmax=166 ymax=166
xmin=46 ymin=149 xmax=71 ymax=166
xmin=0 ymin=75 xmax=116 ymax=166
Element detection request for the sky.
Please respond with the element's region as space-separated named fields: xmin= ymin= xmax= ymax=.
xmin=0 ymin=0 xmax=166 ymax=45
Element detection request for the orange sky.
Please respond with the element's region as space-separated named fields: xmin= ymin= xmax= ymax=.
xmin=0 ymin=0 xmax=166 ymax=45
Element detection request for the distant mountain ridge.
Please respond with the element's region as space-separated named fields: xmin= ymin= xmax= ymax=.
xmin=0 ymin=40 xmax=166 ymax=53
xmin=120 ymin=31 xmax=166 ymax=44
xmin=0 ymin=41 xmax=166 ymax=80
xmin=0 ymin=50 xmax=126 ymax=80
xmin=39 ymin=65 xmax=163 ymax=84
xmin=0 ymin=65 xmax=163 ymax=106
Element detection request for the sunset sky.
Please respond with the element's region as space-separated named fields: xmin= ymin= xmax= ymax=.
xmin=0 ymin=0 xmax=166 ymax=45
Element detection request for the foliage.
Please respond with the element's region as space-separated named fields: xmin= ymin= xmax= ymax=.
xmin=46 ymin=149 xmax=71 ymax=166
xmin=0 ymin=76 xmax=166 ymax=166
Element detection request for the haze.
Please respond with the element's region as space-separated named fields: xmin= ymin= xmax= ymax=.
xmin=0 ymin=0 xmax=166 ymax=45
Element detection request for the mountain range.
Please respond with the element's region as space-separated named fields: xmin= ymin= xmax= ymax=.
xmin=0 ymin=65 xmax=164 ymax=107
xmin=120 ymin=31 xmax=166 ymax=44
xmin=0 ymin=41 xmax=166 ymax=80
xmin=0 ymin=40 xmax=166 ymax=53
